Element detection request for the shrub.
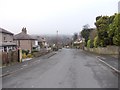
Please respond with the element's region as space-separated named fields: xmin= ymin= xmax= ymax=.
xmin=31 ymin=50 xmax=39 ymax=54
xmin=94 ymin=36 xmax=98 ymax=48
xmin=22 ymin=50 xmax=29 ymax=55
xmin=87 ymin=40 xmax=91 ymax=48
xmin=113 ymin=34 xmax=120 ymax=46
xmin=27 ymin=54 xmax=33 ymax=58
xmin=22 ymin=53 xmax=27 ymax=59
xmin=87 ymin=39 xmax=94 ymax=48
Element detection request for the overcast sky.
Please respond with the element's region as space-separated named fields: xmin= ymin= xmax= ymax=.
xmin=0 ymin=0 xmax=119 ymax=35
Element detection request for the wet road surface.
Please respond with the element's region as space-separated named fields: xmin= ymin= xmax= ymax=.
xmin=2 ymin=48 xmax=118 ymax=88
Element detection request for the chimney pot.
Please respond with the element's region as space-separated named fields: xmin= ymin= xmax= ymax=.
xmin=22 ymin=27 xmax=27 ymax=34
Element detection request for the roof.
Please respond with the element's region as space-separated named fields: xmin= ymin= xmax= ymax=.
xmin=36 ymin=37 xmax=46 ymax=42
xmin=0 ymin=27 xmax=14 ymax=35
xmin=0 ymin=42 xmax=16 ymax=47
xmin=31 ymin=36 xmax=46 ymax=42
xmin=14 ymin=32 xmax=36 ymax=40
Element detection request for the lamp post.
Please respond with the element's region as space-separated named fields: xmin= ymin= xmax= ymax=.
xmin=56 ymin=30 xmax=58 ymax=49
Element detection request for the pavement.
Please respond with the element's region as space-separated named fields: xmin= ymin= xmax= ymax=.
xmin=1 ymin=51 xmax=57 ymax=78
xmin=2 ymin=48 xmax=118 ymax=88
xmin=96 ymin=54 xmax=120 ymax=74
xmin=83 ymin=49 xmax=120 ymax=74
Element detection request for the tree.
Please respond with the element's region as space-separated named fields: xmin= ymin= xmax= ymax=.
xmin=108 ymin=15 xmax=116 ymax=45
xmin=113 ymin=13 xmax=120 ymax=46
xmin=81 ymin=25 xmax=94 ymax=46
xmin=73 ymin=33 xmax=78 ymax=41
xmin=94 ymin=36 xmax=99 ymax=48
xmin=87 ymin=39 xmax=94 ymax=48
xmin=89 ymin=29 xmax=97 ymax=40
xmin=83 ymin=24 xmax=90 ymax=29
xmin=95 ymin=13 xmax=120 ymax=46
xmin=95 ymin=16 xmax=110 ymax=47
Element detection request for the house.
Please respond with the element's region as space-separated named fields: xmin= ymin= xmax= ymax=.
xmin=36 ymin=36 xmax=49 ymax=49
xmin=14 ymin=27 xmax=37 ymax=52
xmin=0 ymin=27 xmax=17 ymax=52
xmin=73 ymin=34 xmax=85 ymax=49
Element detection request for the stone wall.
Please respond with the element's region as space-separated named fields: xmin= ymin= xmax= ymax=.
xmin=32 ymin=50 xmax=50 ymax=57
xmin=85 ymin=46 xmax=119 ymax=55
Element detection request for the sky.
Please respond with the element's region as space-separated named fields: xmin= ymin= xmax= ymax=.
xmin=0 ymin=0 xmax=119 ymax=35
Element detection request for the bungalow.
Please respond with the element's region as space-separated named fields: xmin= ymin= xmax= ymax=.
xmin=0 ymin=27 xmax=17 ymax=52
xmin=14 ymin=27 xmax=37 ymax=52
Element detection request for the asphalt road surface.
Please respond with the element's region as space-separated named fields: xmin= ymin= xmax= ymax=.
xmin=2 ymin=48 xmax=118 ymax=88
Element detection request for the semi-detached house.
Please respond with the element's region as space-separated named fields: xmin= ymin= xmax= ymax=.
xmin=0 ymin=27 xmax=17 ymax=52
xmin=14 ymin=27 xmax=37 ymax=52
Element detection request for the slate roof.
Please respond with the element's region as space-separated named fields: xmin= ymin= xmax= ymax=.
xmin=0 ymin=27 xmax=13 ymax=35
xmin=14 ymin=30 xmax=36 ymax=40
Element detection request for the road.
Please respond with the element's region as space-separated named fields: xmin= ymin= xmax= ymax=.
xmin=2 ymin=48 xmax=118 ymax=88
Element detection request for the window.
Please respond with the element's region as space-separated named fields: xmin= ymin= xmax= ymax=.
xmin=4 ymin=37 xmax=6 ymax=41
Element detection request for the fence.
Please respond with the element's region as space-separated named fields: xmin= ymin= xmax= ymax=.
xmin=2 ymin=50 xmax=19 ymax=66
xmin=1 ymin=49 xmax=51 ymax=66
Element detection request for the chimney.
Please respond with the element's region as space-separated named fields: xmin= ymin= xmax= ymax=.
xmin=22 ymin=27 xmax=27 ymax=34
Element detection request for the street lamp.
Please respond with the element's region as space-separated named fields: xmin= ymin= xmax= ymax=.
xmin=56 ymin=30 xmax=58 ymax=49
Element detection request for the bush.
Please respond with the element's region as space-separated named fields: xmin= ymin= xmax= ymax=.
xmin=87 ymin=40 xmax=91 ymax=48
xmin=22 ymin=50 xmax=29 ymax=55
xmin=22 ymin=53 xmax=27 ymax=59
xmin=31 ymin=50 xmax=39 ymax=54
xmin=113 ymin=34 xmax=120 ymax=46
xmin=94 ymin=36 xmax=98 ymax=48
xmin=87 ymin=39 xmax=94 ymax=48
xmin=27 ymin=54 xmax=33 ymax=58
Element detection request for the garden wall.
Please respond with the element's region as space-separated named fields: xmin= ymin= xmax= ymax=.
xmin=2 ymin=50 xmax=19 ymax=66
xmin=32 ymin=50 xmax=51 ymax=57
xmin=84 ymin=46 xmax=119 ymax=55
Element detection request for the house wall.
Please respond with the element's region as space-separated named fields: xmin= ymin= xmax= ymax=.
xmin=1 ymin=33 xmax=13 ymax=43
xmin=20 ymin=40 xmax=32 ymax=51
xmin=0 ymin=32 xmax=16 ymax=52
xmin=15 ymin=40 xmax=35 ymax=52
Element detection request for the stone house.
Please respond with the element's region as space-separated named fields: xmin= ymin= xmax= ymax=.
xmin=0 ymin=27 xmax=17 ymax=52
xmin=36 ymin=36 xmax=49 ymax=49
xmin=14 ymin=27 xmax=37 ymax=52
